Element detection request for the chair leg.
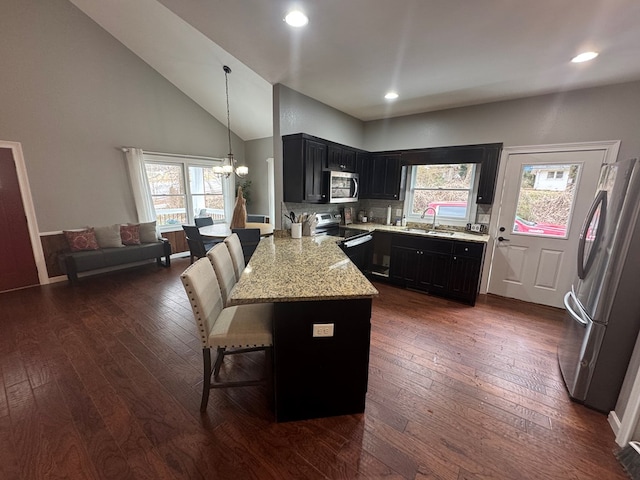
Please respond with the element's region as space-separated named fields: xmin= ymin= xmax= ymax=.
xmin=200 ymin=348 xmax=212 ymax=412
xmin=213 ymin=347 xmax=226 ymax=378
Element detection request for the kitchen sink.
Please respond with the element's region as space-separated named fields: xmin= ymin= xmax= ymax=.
xmin=403 ymin=228 xmax=455 ymax=236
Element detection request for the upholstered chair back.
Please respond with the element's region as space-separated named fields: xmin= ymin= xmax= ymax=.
xmin=180 ymin=258 xmax=224 ymax=348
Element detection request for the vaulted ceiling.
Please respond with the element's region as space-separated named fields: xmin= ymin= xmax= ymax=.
xmin=70 ymin=0 xmax=640 ymax=141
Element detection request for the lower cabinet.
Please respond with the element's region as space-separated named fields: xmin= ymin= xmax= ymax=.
xmin=389 ymin=235 xmax=485 ymax=305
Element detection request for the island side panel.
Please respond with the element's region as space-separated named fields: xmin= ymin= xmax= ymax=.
xmin=273 ymin=298 xmax=372 ymax=422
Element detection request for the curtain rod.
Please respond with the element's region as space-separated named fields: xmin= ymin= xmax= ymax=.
xmin=120 ymin=147 xmax=223 ymax=162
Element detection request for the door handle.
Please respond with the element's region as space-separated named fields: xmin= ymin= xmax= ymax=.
xmin=497 ymin=236 xmax=510 ymax=242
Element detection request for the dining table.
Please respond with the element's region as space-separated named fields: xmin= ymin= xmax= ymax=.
xmin=227 ymin=234 xmax=378 ymax=422
xmin=198 ymin=222 xmax=274 ymax=239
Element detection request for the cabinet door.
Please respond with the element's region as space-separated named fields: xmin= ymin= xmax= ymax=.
xmin=449 ymin=255 xmax=482 ymax=304
xmin=449 ymin=241 xmax=485 ymax=304
xmin=328 ymin=146 xmax=356 ymax=172
xmin=370 ymin=154 xmax=402 ymax=200
xmin=389 ymin=245 xmax=420 ymax=286
xmin=476 ymin=144 xmax=502 ymax=204
xmin=356 ymin=152 xmax=371 ymax=198
xmin=418 ymin=251 xmax=451 ymax=293
xmin=304 ymin=140 xmax=327 ymax=203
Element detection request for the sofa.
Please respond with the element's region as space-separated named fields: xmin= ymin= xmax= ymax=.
xmin=57 ymin=222 xmax=171 ymax=284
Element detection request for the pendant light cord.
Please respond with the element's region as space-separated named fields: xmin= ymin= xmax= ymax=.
xmin=224 ymin=65 xmax=233 ymax=161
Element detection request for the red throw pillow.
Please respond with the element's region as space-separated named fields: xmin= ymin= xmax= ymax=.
xmin=120 ymin=224 xmax=141 ymax=245
xmin=64 ymin=228 xmax=99 ymax=252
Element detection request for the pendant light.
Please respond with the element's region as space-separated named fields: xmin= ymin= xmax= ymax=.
xmin=214 ymin=65 xmax=248 ymax=178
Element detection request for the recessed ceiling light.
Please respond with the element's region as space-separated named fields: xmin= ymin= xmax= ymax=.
xmin=385 ymin=92 xmax=399 ymax=100
xmin=285 ymin=10 xmax=308 ymax=27
xmin=571 ymin=51 xmax=599 ymax=63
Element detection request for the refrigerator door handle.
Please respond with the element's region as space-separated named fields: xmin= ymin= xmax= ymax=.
xmin=577 ymin=189 xmax=607 ymax=280
xmin=564 ymin=291 xmax=588 ymax=326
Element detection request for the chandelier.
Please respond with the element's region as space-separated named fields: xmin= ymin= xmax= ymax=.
xmin=214 ymin=65 xmax=248 ymax=178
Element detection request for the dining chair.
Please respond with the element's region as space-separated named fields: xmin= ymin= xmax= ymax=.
xmin=182 ymin=225 xmax=217 ymax=264
xmin=206 ymin=243 xmax=237 ymax=306
xmin=194 ymin=216 xmax=214 ymax=228
xmin=232 ymin=228 xmax=261 ymax=264
xmin=180 ymin=258 xmax=273 ymax=412
xmin=224 ymin=233 xmax=245 ymax=281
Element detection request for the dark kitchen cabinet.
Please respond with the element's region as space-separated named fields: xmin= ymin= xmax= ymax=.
xmin=369 ymin=153 xmax=403 ymax=200
xmin=448 ymin=241 xmax=485 ymax=305
xmin=327 ymin=145 xmax=356 ymax=172
xmin=475 ymin=144 xmax=502 ymax=204
xmin=283 ymin=134 xmax=328 ymax=203
xmin=355 ymin=152 xmax=371 ymax=198
xmin=388 ymin=233 xmax=485 ymax=305
xmin=389 ymin=235 xmax=452 ymax=294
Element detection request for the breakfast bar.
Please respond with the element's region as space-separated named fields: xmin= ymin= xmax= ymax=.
xmin=227 ymin=235 xmax=378 ymax=422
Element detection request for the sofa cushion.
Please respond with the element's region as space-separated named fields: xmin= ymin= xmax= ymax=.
xmin=136 ymin=221 xmax=160 ymax=243
xmin=120 ymin=224 xmax=140 ymax=245
xmin=64 ymin=228 xmax=99 ymax=252
xmin=94 ymin=224 xmax=124 ymax=248
xmin=61 ymin=249 xmax=107 ymax=272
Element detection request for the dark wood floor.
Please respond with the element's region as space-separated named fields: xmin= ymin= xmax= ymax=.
xmin=0 ymin=257 xmax=627 ymax=479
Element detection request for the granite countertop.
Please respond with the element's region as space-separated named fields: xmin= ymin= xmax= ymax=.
xmin=343 ymin=222 xmax=490 ymax=243
xmin=227 ymin=235 xmax=379 ymax=306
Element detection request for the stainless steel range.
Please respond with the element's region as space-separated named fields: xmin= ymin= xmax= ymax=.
xmin=314 ymin=213 xmax=341 ymax=236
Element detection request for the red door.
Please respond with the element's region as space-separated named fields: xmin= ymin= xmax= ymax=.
xmin=0 ymin=147 xmax=39 ymax=291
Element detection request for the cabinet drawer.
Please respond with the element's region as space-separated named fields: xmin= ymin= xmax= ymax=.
xmin=453 ymin=241 xmax=485 ymax=258
xmin=422 ymin=238 xmax=453 ymax=254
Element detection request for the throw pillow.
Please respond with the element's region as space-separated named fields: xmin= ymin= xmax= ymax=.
xmin=64 ymin=228 xmax=99 ymax=252
xmin=94 ymin=224 xmax=124 ymax=248
xmin=120 ymin=224 xmax=141 ymax=245
xmin=135 ymin=221 xmax=160 ymax=243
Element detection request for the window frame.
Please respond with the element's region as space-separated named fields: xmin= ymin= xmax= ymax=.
xmin=143 ymin=153 xmax=233 ymax=232
xmin=405 ymin=163 xmax=479 ymax=227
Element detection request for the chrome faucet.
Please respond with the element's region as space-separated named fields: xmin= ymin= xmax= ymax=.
xmin=421 ymin=206 xmax=437 ymax=230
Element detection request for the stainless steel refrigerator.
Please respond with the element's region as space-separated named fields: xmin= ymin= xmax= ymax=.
xmin=558 ymin=157 xmax=640 ymax=412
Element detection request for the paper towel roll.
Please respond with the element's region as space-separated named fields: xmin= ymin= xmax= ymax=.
xmin=386 ymin=205 xmax=392 ymax=225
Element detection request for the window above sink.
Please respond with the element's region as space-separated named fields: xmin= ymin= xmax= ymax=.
xmin=405 ymin=164 xmax=478 ymax=228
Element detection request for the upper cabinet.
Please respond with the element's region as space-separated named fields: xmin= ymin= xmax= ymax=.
xmin=475 ymin=144 xmax=502 ymax=204
xmin=366 ymin=153 xmax=403 ymax=200
xmin=327 ymin=145 xmax=356 ymax=172
xmin=283 ymin=134 xmax=328 ymax=203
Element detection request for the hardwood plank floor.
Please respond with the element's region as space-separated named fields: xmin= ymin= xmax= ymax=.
xmin=0 ymin=258 xmax=627 ymax=479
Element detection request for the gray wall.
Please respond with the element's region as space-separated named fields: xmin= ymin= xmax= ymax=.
xmin=364 ymin=81 xmax=640 ymax=160
xmin=0 ymin=0 xmax=241 ymax=232
xmin=243 ymin=136 xmax=273 ymax=216
xmin=277 ymin=84 xmax=365 ymax=148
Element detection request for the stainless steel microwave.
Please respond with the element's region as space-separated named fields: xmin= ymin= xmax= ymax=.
xmin=327 ymin=171 xmax=359 ymax=203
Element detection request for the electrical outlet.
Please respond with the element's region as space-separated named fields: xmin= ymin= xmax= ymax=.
xmin=471 ymin=223 xmax=482 ymax=232
xmin=313 ymin=323 xmax=334 ymax=337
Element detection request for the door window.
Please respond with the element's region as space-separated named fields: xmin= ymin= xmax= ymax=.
xmin=512 ymin=163 xmax=581 ymax=238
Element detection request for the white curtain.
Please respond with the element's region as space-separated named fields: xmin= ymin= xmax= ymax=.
xmin=124 ymin=148 xmax=156 ymax=223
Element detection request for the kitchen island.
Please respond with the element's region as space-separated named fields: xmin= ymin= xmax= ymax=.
xmin=227 ymin=235 xmax=378 ymax=422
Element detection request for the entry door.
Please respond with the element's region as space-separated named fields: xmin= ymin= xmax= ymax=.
xmin=0 ymin=147 xmax=39 ymax=291
xmin=488 ymin=149 xmax=604 ymax=307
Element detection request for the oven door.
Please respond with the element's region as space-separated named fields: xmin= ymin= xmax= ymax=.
xmin=329 ymin=172 xmax=359 ymax=203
